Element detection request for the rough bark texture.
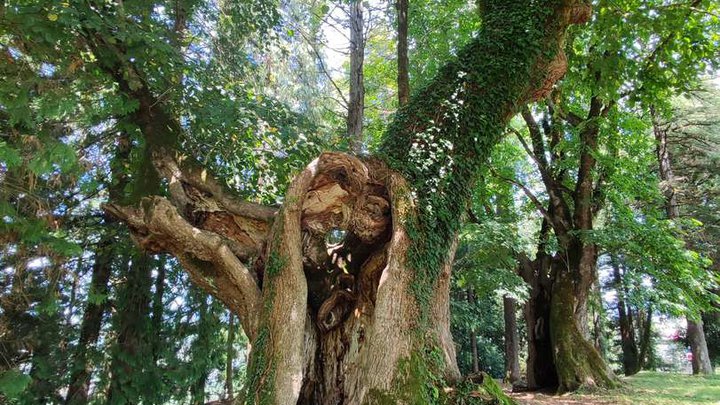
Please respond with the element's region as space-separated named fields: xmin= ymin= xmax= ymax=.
xmin=107 ymin=1 xmax=592 ymax=403
xmin=652 ymin=106 xmax=713 ymax=375
xmin=503 ymin=296 xmax=521 ymax=385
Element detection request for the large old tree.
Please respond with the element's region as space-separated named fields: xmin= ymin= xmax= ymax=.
xmin=104 ymin=1 xmax=602 ymax=403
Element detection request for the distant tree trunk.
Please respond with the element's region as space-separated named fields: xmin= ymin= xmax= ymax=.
xmin=107 ymin=3 xmax=594 ymax=402
xmin=652 ymin=106 xmax=713 ymax=375
xmin=65 ymin=241 xmax=114 ymax=405
xmin=395 ymin=0 xmax=410 ymax=107
xmin=611 ymin=256 xmax=639 ymax=375
xmin=503 ymin=295 xmax=521 ymax=385
xmin=637 ymin=304 xmax=653 ymax=369
xmin=226 ymin=313 xmax=235 ymax=400
xmin=467 ymin=290 xmax=480 ymax=374
xmin=688 ymin=319 xmax=713 ymax=374
xmin=347 ymin=0 xmax=365 ymax=152
xmin=107 ymin=253 xmax=155 ymax=404
xmin=66 ymin=133 xmax=133 ymax=405
xmin=26 ymin=263 xmax=63 ymax=404
xmin=591 ymin=280 xmax=607 ymax=359
xmin=151 ymin=259 xmax=165 ymax=363
xmin=191 ymin=296 xmax=211 ymax=405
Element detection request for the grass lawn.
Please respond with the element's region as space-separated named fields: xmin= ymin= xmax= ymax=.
xmin=512 ymin=371 xmax=720 ymax=404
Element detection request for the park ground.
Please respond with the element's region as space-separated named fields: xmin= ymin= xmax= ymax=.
xmin=511 ymin=371 xmax=720 ymax=405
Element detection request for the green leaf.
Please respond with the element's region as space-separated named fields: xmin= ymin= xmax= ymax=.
xmin=0 ymin=369 xmax=31 ymax=399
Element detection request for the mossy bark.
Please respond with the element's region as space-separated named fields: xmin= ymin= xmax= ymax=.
xmin=550 ymin=268 xmax=616 ymax=393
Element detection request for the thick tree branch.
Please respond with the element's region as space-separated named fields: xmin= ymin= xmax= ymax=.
xmin=104 ymin=198 xmax=262 ymax=339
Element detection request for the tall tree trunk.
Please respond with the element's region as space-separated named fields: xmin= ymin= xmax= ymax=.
xmin=65 ymin=241 xmax=114 ymax=405
xmin=226 ymin=313 xmax=235 ymax=401
xmin=688 ymin=319 xmax=714 ymax=374
xmin=66 ymin=133 xmax=133 ymax=405
xmin=395 ymin=0 xmax=410 ymax=107
xmin=191 ymin=295 xmax=211 ymax=405
xmin=468 ymin=290 xmax=480 ymax=374
xmin=611 ymin=256 xmax=639 ymax=376
xmin=637 ymin=304 xmax=653 ymax=369
xmin=107 ymin=2 xmax=594 ymax=402
xmin=347 ymin=0 xmax=365 ymax=152
xmin=151 ymin=259 xmax=165 ymax=364
xmin=591 ymin=280 xmax=607 ymax=359
xmin=652 ymin=106 xmax=713 ymax=375
xmin=503 ymin=295 xmax=521 ymax=385
xmin=107 ymin=253 xmax=155 ymax=404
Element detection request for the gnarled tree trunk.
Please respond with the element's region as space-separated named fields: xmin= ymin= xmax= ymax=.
xmin=106 ymin=2 xmax=593 ymax=403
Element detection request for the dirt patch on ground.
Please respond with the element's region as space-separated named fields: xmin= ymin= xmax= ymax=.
xmin=510 ymin=390 xmax=627 ymax=405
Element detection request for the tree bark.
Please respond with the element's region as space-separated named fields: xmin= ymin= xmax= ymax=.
xmin=637 ymin=304 xmax=653 ymax=370
xmin=395 ymin=0 xmax=410 ymax=107
xmin=652 ymin=106 xmax=713 ymax=375
xmin=611 ymin=256 xmax=639 ymax=376
xmin=468 ymin=290 xmax=480 ymax=374
xmin=226 ymin=313 xmax=235 ymax=401
xmin=348 ymin=0 xmax=365 ymax=152
xmin=503 ymin=295 xmax=521 ymax=385
xmin=688 ymin=319 xmax=714 ymax=374
xmin=521 ymin=251 xmax=557 ymax=390
xmin=107 ymin=2 xmax=593 ymax=402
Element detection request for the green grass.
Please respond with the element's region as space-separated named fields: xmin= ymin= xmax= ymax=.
xmin=575 ymin=371 xmax=720 ymax=405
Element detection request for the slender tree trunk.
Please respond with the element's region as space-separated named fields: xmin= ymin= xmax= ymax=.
xmin=348 ymin=0 xmax=365 ymax=152
xmin=107 ymin=253 xmax=155 ymax=404
xmin=65 ymin=241 xmax=114 ymax=405
xmin=151 ymin=259 xmax=165 ymax=363
xmin=637 ymin=304 xmax=653 ymax=369
xmin=652 ymin=106 xmax=713 ymax=375
xmin=395 ymin=0 xmax=410 ymax=107
xmin=191 ymin=296 xmax=211 ymax=405
xmin=468 ymin=290 xmax=480 ymax=374
xmin=611 ymin=256 xmax=639 ymax=375
xmin=591 ymin=280 xmax=607 ymax=359
xmin=503 ymin=295 xmax=521 ymax=385
xmin=226 ymin=313 xmax=235 ymax=401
